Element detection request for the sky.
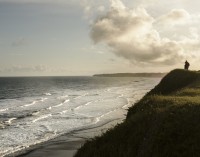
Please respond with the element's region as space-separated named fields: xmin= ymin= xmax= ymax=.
xmin=0 ymin=0 xmax=200 ymax=76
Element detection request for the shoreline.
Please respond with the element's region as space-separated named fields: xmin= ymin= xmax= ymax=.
xmin=13 ymin=119 xmax=124 ymax=157
xmin=1 ymin=77 xmax=158 ymax=157
xmin=17 ymin=135 xmax=84 ymax=157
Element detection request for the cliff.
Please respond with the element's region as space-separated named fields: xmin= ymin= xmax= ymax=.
xmin=75 ymin=69 xmax=200 ymax=157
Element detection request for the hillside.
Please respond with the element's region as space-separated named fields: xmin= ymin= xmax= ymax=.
xmin=75 ymin=69 xmax=200 ymax=157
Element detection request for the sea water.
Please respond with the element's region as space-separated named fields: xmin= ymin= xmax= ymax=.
xmin=0 ymin=76 xmax=161 ymax=156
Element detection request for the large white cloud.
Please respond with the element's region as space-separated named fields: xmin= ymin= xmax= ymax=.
xmin=90 ymin=0 xmax=200 ymax=66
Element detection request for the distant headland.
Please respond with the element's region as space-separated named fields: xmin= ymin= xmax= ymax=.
xmin=93 ymin=73 xmax=166 ymax=77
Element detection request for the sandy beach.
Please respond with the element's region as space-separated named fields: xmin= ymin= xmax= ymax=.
xmin=17 ymin=119 xmax=123 ymax=157
xmin=18 ymin=136 xmax=84 ymax=157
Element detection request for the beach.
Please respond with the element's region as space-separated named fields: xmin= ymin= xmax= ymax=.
xmin=18 ymin=135 xmax=84 ymax=157
xmin=18 ymin=119 xmax=122 ymax=157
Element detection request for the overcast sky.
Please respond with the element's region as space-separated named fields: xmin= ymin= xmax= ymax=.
xmin=1 ymin=0 xmax=200 ymax=76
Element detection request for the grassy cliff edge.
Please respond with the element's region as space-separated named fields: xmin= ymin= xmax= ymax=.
xmin=75 ymin=69 xmax=200 ymax=157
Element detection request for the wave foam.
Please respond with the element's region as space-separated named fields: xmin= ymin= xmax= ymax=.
xmin=21 ymin=98 xmax=48 ymax=108
xmin=48 ymin=99 xmax=70 ymax=109
xmin=74 ymin=93 xmax=88 ymax=100
xmin=32 ymin=114 xmax=52 ymax=123
xmin=0 ymin=108 xmax=9 ymax=112
xmin=44 ymin=93 xmax=51 ymax=96
xmin=74 ymin=101 xmax=92 ymax=110
xmin=5 ymin=118 xmax=17 ymax=125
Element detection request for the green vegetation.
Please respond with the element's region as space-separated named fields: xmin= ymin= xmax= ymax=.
xmin=148 ymin=69 xmax=198 ymax=95
xmin=75 ymin=69 xmax=200 ymax=157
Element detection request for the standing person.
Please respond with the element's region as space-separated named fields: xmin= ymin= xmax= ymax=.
xmin=184 ymin=60 xmax=190 ymax=70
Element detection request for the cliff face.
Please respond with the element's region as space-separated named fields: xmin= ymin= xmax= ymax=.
xmin=75 ymin=69 xmax=200 ymax=157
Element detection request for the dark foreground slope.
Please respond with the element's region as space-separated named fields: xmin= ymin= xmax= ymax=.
xmin=75 ymin=69 xmax=200 ymax=157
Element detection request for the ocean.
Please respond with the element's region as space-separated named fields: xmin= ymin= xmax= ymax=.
xmin=0 ymin=76 xmax=161 ymax=156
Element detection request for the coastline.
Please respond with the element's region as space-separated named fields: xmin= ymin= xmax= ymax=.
xmin=14 ymin=119 xmax=123 ymax=157
xmin=1 ymin=77 xmax=160 ymax=157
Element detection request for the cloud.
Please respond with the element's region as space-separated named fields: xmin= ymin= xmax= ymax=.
xmin=91 ymin=7 xmax=153 ymax=43
xmin=0 ymin=65 xmax=49 ymax=74
xmin=80 ymin=0 xmax=108 ymax=20
xmin=90 ymin=0 xmax=200 ymax=66
xmin=0 ymin=65 xmax=73 ymax=76
xmin=110 ymin=0 xmax=125 ymax=10
xmin=82 ymin=45 xmax=107 ymax=54
xmin=98 ymin=5 xmax=105 ymax=12
xmin=10 ymin=65 xmax=47 ymax=72
xmin=157 ymin=9 xmax=190 ymax=25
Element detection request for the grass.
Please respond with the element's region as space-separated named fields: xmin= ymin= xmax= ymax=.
xmin=74 ymin=69 xmax=200 ymax=157
xmin=148 ymin=69 xmax=198 ymax=95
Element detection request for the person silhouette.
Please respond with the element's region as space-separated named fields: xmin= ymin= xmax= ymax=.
xmin=184 ymin=60 xmax=190 ymax=70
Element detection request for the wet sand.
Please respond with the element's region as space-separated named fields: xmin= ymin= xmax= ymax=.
xmin=18 ymin=135 xmax=84 ymax=157
xmin=17 ymin=119 xmax=123 ymax=157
